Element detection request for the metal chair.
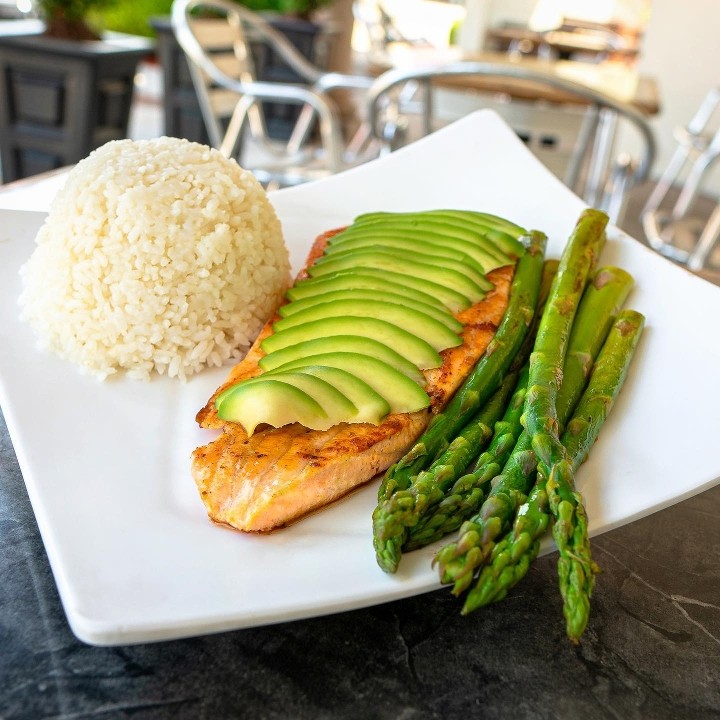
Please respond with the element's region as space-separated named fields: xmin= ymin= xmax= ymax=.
xmin=365 ymin=60 xmax=656 ymax=222
xmin=171 ymin=0 xmax=377 ymax=187
xmin=640 ymin=88 xmax=720 ymax=271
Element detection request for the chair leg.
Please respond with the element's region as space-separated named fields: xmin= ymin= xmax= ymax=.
xmin=584 ymin=108 xmax=618 ymax=208
xmin=221 ymin=98 xmax=253 ymax=158
xmin=671 ymin=129 xmax=720 ymax=220
xmin=344 ymin=121 xmax=380 ymax=164
xmin=641 ymin=210 xmax=692 ymax=264
xmin=287 ymin=104 xmax=317 ymax=156
xmin=642 ymin=92 xmax=720 ymax=218
xmin=565 ymin=105 xmax=599 ymax=195
xmin=641 ymin=143 xmax=693 ymax=220
xmin=687 ymin=202 xmax=720 ymax=270
xmin=420 ymin=78 xmax=432 ymax=137
xmin=603 ymin=155 xmax=633 ymax=224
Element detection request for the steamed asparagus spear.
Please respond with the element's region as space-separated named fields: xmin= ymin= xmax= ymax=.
xmin=377 ymin=231 xmax=547 ymax=503
xmin=435 ymin=250 xmax=634 ymax=599
xmin=373 ymin=255 xmax=556 ymax=573
xmin=405 ymin=365 xmax=529 ymax=551
xmin=435 ymin=220 xmax=615 ymax=593
xmin=372 ymin=369 xmax=519 ymax=573
xmin=551 ymin=308 xmax=645 ymax=641
xmin=373 ymin=260 xmax=558 ymax=571
xmin=463 ymin=309 xmax=645 ymax=643
xmin=512 ymin=212 xmax=611 ymax=634
xmin=405 ymin=261 xmax=560 ymax=549
xmin=435 ymin=429 xmax=535 ymax=593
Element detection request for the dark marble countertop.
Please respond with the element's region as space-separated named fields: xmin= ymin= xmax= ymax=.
xmin=2 ymin=407 xmax=719 ymax=720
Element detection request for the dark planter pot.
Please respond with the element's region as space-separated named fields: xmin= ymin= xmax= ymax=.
xmin=251 ymin=15 xmax=322 ymax=140
xmin=152 ymin=15 xmax=322 ymax=144
xmin=151 ymin=16 xmax=212 ymax=145
xmin=0 ymin=21 xmax=152 ymax=183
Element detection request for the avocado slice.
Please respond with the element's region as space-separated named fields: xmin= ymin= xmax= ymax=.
xmin=286 ymin=279 xmax=447 ymax=312
xmin=284 ymin=365 xmax=391 ymax=424
xmin=424 ymin=209 xmax=527 ymax=238
xmin=259 ymin=335 xmax=425 ymax=383
xmin=343 ymin=211 xmax=507 ymax=240
xmin=314 ymin=245 xmax=492 ymax=292
xmin=333 ymin=213 xmax=512 ymax=253
xmin=354 ymin=209 xmax=526 ymax=238
xmin=278 ymin=289 xmax=463 ymax=332
xmin=288 ymin=269 xmax=471 ymax=313
xmin=345 ymin=210 xmax=526 ymax=257
xmin=266 ymin=352 xmax=431 ymax=414
xmin=216 ymin=380 xmax=328 ymax=434
xmin=217 ymin=371 xmax=359 ymax=433
xmin=323 ymin=233 xmax=509 ymax=274
xmin=273 ymin=300 xmax=462 ymax=353
xmin=261 ymin=316 xmax=442 ymax=369
xmin=418 ymin=211 xmax=527 ymax=256
xmin=307 ymin=250 xmax=487 ymax=303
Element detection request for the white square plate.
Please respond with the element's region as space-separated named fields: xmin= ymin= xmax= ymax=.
xmin=2 ymin=111 xmax=720 ymax=646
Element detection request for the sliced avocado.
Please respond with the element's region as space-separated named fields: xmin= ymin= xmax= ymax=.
xmin=288 ymin=365 xmax=391 ymax=424
xmin=319 ymin=238 xmax=494 ymax=282
xmin=278 ymin=289 xmax=463 ymax=332
xmin=480 ymin=227 xmax=528 ymax=257
xmin=266 ymin=352 xmax=430 ymax=414
xmin=354 ymin=209 xmax=526 ymax=238
xmin=331 ymin=228 xmax=510 ymax=272
xmin=424 ymin=209 xmax=527 ymax=237
xmin=286 ymin=277 xmax=447 ymax=312
xmin=287 ymin=269 xmax=471 ymax=313
xmin=214 ymin=375 xmax=255 ymax=408
xmin=323 ymin=233 xmax=509 ymax=274
xmin=261 ymin=316 xmax=441 ymax=369
xmin=335 ymin=216 xmax=510 ymax=252
xmin=273 ymin=300 xmax=462 ymax=352
xmin=405 ymin=210 xmax=527 ymax=255
xmin=314 ymin=245 xmax=492 ymax=292
xmin=331 ymin=225 xmax=508 ymax=265
xmin=217 ymin=372 xmax=358 ymax=433
xmin=345 ymin=210 xmax=526 ymax=257
xmin=259 ymin=334 xmax=425 ymax=383
xmin=216 ymin=380 xmax=328 ymax=434
xmin=307 ymin=250 xmax=487 ymax=303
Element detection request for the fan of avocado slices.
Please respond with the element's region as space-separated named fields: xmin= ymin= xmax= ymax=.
xmin=215 ymin=210 xmax=527 ymax=434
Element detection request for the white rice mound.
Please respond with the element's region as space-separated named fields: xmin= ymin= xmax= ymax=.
xmin=18 ymin=137 xmax=290 ymax=381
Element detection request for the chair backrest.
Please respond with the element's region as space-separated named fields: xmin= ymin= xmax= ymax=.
xmin=640 ymin=87 xmax=720 ymax=271
xmin=171 ymin=0 xmax=329 ymax=148
xmin=365 ymin=60 xmax=656 ymax=221
xmin=171 ymin=0 xmax=353 ymax=183
xmin=170 ymin=5 xmax=243 ymax=148
xmin=173 ymin=0 xmax=325 ymax=86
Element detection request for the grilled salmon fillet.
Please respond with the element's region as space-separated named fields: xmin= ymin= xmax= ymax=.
xmin=192 ymin=230 xmax=513 ymax=532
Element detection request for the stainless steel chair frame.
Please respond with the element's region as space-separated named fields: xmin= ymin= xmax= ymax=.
xmin=641 ymin=88 xmax=720 ymax=269
xmin=171 ymin=0 xmax=375 ymax=185
xmin=365 ymin=61 xmax=656 ymax=221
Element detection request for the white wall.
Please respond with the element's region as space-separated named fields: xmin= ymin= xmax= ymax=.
xmin=487 ymin=0 xmax=536 ymax=26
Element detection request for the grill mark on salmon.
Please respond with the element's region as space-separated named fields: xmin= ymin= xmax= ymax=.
xmin=191 ymin=229 xmax=513 ymax=532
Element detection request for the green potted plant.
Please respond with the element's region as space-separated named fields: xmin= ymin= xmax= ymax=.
xmin=0 ymin=0 xmax=152 ymax=183
xmin=95 ymin=0 xmax=175 ymax=38
xmin=38 ymin=0 xmax=116 ymax=40
xmin=238 ymin=0 xmax=332 ymax=21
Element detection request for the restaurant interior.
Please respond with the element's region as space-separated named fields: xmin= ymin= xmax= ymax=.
xmin=1 ymin=2 xmax=719 ymax=718
xmin=1 ymin=0 xmax=719 ymax=282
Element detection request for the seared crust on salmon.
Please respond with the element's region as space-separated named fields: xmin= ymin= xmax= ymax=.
xmin=192 ymin=230 xmax=513 ymax=532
